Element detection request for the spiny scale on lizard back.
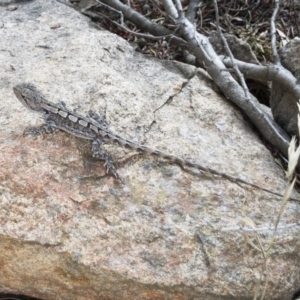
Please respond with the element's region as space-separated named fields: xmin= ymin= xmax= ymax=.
xmin=12 ymin=83 xmax=300 ymax=201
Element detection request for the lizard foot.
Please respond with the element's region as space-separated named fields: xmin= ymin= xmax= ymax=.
xmin=92 ymin=138 xmax=120 ymax=179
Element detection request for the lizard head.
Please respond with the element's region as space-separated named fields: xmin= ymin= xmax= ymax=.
xmin=13 ymin=83 xmax=44 ymax=112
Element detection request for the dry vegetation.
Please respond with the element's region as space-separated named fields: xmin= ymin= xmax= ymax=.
xmin=79 ymin=0 xmax=300 ymax=63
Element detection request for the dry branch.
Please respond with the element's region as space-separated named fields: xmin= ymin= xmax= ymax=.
xmin=94 ymin=0 xmax=299 ymax=166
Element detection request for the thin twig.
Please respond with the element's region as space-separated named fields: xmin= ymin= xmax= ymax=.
xmin=96 ymin=0 xmax=186 ymax=47
xmin=84 ymin=9 xmax=180 ymax=40
xmin=213 ymin=0 xmax=250 ymax=99
xmin=270 ymin=0 xmax=281 ymax=65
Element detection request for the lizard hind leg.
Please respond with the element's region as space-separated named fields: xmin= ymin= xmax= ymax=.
xmin=92 ymin=138 xmax=120 ymax=179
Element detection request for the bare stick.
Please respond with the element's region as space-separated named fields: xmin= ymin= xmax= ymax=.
xmin=186 ymin=0 xmax=200 ymax=24
xmin=161 ymin=0 xmax=178 ymax=19
xmin=221 ymin=57 xmax=300 ymax=100
xmin=188 ymin=35 xmax=291 ymax=157
xmin=270 ymin=0 xmax=281 ymax=65
xmin=213 ymin=0 xmax=250 ymax=99
xmin=173 ymin=0 xmax=184 ymax=20
xmin=84 ymin=9 xmax=180 ymax=41
xmin=96 ymin=0 xmax=186 ymax=47
xmin=96 ymin=0 xmax=170 ymax=36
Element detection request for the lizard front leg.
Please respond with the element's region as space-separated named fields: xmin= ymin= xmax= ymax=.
xmin=23 ymin=120 xmax=57 ymax=137
xmin=92 ymin=138 xmax=120 ymax=179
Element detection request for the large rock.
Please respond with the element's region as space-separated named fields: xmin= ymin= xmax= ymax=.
xmin=1 ymin=1 xmax=300 ymax=299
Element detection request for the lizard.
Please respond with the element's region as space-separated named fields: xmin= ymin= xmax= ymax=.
xmin=12 ymin=83 xmax=298 ymax=200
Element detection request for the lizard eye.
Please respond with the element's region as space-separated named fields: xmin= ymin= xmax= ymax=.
xmin=23 ymin=95 xmax=31 ymax=105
